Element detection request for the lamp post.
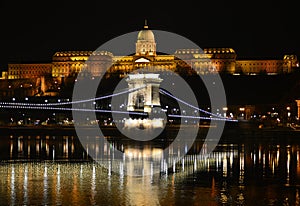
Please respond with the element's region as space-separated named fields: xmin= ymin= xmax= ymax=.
xmin=223 ymin=107 xmax=228 ymax=118
xmin=286 ymin=106 xmax=291 ymax=125
xmin=239 ymin=107 xmax=245 ymax=120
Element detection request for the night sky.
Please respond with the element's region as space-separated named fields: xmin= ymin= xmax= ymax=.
xmin=0 ymin=0 xmax=299 ymax=71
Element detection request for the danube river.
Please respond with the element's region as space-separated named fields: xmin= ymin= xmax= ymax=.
xmin=1 ymin=125 xmax=300 ymax=205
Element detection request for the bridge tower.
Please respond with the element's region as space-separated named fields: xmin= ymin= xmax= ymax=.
xmin=126 ymin=73 xmax=162 ymax=114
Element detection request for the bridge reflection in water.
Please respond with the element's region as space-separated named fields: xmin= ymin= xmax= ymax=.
xmin=1 ymin=133 xmax=300 ymax=205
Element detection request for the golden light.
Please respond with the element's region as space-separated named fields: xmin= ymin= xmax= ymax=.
xmin=70 ymin=57 xmax=88 ymax=61
xmin=239 ymin=107 xmax=245 ymax=111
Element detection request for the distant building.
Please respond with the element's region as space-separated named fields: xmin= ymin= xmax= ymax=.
xmin=51 ymin=50 xmax=113 ymax=79
xmin=235 ymin=54 xmax=299 ymax=75
xmin=7 ymin=63 xmax=52 ymax=79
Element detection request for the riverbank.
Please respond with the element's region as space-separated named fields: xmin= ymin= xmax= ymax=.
xmin=0 ymin=121 xmax=299 ymax=137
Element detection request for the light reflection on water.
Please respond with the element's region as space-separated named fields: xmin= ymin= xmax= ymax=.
xmin=1 ymin=133 xmax=300 ymax=205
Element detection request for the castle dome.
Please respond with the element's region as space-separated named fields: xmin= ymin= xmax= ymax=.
xmin=137 ymin=22 xmax=155 ymax=42
xmin=135 ymin=21 xmax=156 ymax=55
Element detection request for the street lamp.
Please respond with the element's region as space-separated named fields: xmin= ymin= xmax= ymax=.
xmin=223 ymin=107 xmax=228 ymax=117
xmin=287 ymin=106 xmax=291 ymax=125
xmin=239 ymin=107 xmax=245 ymax=119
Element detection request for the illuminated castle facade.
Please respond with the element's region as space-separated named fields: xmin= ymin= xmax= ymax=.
xmin=0 ymin=23 xmax=299 ymax=97
xmin=5 ymin=23 xmax=299 ymax=81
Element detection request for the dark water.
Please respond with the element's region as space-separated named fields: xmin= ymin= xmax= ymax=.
xmin=1 ymin=127 xmax=300 ymax=205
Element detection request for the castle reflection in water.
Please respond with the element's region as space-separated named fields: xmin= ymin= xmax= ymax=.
xmin=5 ymin=134 xmax=300 ymax=181
xmin=2 ymin=133 xmax=300 ymax=205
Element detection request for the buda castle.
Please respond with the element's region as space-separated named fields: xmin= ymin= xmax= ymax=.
xmin=0 ymin=23 xmax=299 ymax=98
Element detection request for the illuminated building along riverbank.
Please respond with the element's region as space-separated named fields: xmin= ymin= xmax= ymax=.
xmin=0 ymin=23 xmax=299 ymax=98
